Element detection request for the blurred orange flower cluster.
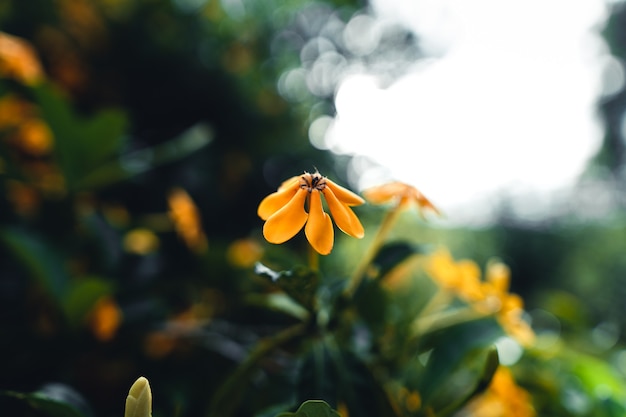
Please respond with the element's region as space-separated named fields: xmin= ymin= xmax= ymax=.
xmin=427 ymin=249 xmax=535 ymax=346
xmin=0 ymin=31 xmax=44 ymax=85
xmin=462 ymin=366 xmax=536 ymax=417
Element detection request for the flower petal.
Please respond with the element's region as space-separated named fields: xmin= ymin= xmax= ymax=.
xmin=278 ymin=176 xmax=301 ymax=191
xmin=263 ymin=188 xmax=308 ymax=243
xmin=322 ymin=187 xmax=364 ymax=238
xmin=257 ymin=178 xmax=300 ymax=220
xmin=305 ymin=190 xmax=334 ymax=255
xmin=325 ymin=179 xmax=365 ymax=206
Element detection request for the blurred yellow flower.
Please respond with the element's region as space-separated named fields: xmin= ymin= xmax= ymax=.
xmin=0 ymin=95 xmax=33 ymax=128
xmin=425 ymin=249 xmax=535 ymax=346
xmin=226 ymin=238 xmax=264 ymax=268
xmin=0 ymin=32 xmax=44 ymax=85
xmin=462 ymin=366 xmax=536 ymax=417
xmin=258 ymin=171 xmax=364 ymax=255
xmin=14 ymin=118 xmax=54 ymax=156
xmin=480 ymin=261 xmax=535 ymax=347
xmin=123 ymin=228 xmax=160 ymax=255
xmin=363 ymin=181 xmax=440 ymax=216
xmin=88 ymin=296 xmax=122 ymax=342
xmin=167 ymin=187 xmax=208 ymax=253
xmin=427 ymin=249 xmax=484 ymax=302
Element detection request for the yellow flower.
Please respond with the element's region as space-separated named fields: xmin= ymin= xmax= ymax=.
xmin=462 ymin=366 xmax=536 ymax=417
xmin=481 ymin=261 xmax=535 ymax=347
xmin=258 ymin=171 xmax=364 ymax=255
xmin=167 ymin=187 xmax=208 ymax=253
xmin=363 ymin=181 xmax=440 ymax=216
xmin=0 ymin=32 xmax=44 ymax=85
xmin=427 ymin=249 xmax=484 ymax=302
xmin=88 ymin=296 xmax=122 ymax=342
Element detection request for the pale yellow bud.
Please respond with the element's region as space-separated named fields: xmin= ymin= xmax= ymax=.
xmin=124 ymin=377 xmax=152 ymax=417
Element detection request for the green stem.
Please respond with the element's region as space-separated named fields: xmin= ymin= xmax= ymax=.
xmin=344 ymin=205 xmax=403 ymax=297
xmin=308 ymin=243 xmax=319 ymax=272
xmin=207 ymin=321 xmax=308 ymax=417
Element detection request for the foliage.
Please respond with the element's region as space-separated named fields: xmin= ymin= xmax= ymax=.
xmin=1 ymin=1 xmax=626 ymax=417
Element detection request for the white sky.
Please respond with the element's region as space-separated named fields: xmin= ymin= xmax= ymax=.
xmin=317 ymin=0 xmax=619 ymax=224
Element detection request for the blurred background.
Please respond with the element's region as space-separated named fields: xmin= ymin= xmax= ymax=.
xmin=1 ymin=0 xmax=626 ymax=416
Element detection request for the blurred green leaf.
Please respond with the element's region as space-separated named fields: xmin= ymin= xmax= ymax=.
xmin=415 ymin=318 xmax=503 ymax=414
xmin=2 ymin=383 xmax=94 ymax=417
xmin=0 ymin=227 xmax=69 ymax=301
xmin=371 ymin=241 xmax=426 ymax=279
xmin=296 ymin=341 xmax=398 ymax=417
xmin=31 ymin=83 xmax=127 ymax=190
xmin=435 ymin=347 xmax=500 ymax=417
xmin=353 ymin=278 xmax=388 ymax=330
xmin=245 ymin=293 xmax=310 ymax=320
xmin=275 ymin=400 xmax=340 ymax=417
xmin=75 ymin=123 xmax=213 ymax=190
xmin=62 ymin=276 xmax=114 ymax=327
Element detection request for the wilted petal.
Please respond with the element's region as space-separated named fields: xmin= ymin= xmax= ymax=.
xmin=257 ymin=178 xmax=300 ymax=220
xmin=322 ymin=187 xmax=364 ymax=238
xmin=305 ymin=190 xmax=334 ymax=255
xmin=326 ymin=179 xmax=365 ymax=206
xmin=263 ymin=188 xmax=308 ymax=243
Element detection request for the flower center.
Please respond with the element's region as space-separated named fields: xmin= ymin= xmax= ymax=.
xmin=300 ymin=172 xmax=326 ymax=192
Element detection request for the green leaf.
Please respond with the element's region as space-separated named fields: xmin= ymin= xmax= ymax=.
xmin=415 ymin=318 xmax=504 ymax=415
xmin=0 ymin=227 xmax=69 ymax=301
xmin=254 ymin=263 xmax=319 ymax=311
xmin=74 ymin=123 xmax=213 ymax=190
xmin=371 ymin=241 xmax=426 ymax=280
xmin=276 ymin=400 xmax=340 ymax=417
xmin=31 ymin=83 xmax=127 ymax=190
xmin=296 ymin=341 xmax=398 ymax=417
xmin=62 ymin=276 xmax=114 ymax=327
xmin=2 ymin=383 xmax=94 ymax=417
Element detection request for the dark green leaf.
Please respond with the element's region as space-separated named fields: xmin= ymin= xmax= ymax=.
xmin=415 ymin=318 xmax=504 ymax=415
xmin=62 ymin=276 xmax=114 ymax=327
xmin=31 ymin=83 xmax=127 ymax=190
xmin=74 ymin=123 xmax=213 ymax=190
xmin=2 ymin=383 xmax=94 ymax=417
xmin=255 ymin=263 xmax=319 ymax=310
xmin=0 ymin=227 xmax=69 ymax=301
xmin=371 ymin=241 xmax=426 ymax=280
xmin=275 ymin=400 xmax=340 ymax=417
xmin=296 ymin=342 xmax=398 ymax=417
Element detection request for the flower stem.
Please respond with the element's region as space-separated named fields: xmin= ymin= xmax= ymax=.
xmin=344 ymin=205 xmax=403 ymax=297
xmin=308 ymin=243 xmax=319 ymax=271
